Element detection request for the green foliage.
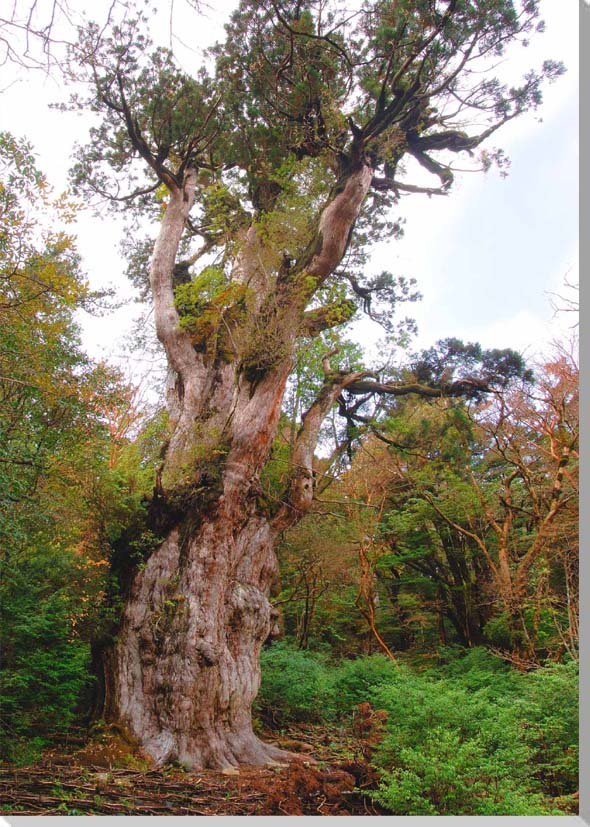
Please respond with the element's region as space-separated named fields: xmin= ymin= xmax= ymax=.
xmin=0 ymin=143 xmax=164 ymax=760
xmin=410 ymin=337 xmax=534 ymax=395
xmin=256 ymin=641 xmax=336 ymax=726
xmin=283 ymin=333 xmax=364 ymax=443
xmin=174 ymin=266 xmax=226 ymax=314
xmin=518 ymin=661 xmax=579 ymax=796
xmin=199 ymin=179 xmax=250 ymax=240
xmin=0 ymin=132 xmax=90 ymax=548
xmin=174 ymin=266 xmax=250 ymax=359
xmin=66 ymin=20 xmax=218 ymax=214
xmin=0 ymin=137 xmax=84 ymax=760
xmin=66 ymin=0 xmax=564 ymax=351
xmin=0 ymin=392 xmax=162 ymax=762
xmin=369 ymin=651 xmax=578 ymax=814
xmin=258 ymin=424 xmax=292 ymax=512
xmin=0 ymin=546 xmax=92 ymax=763
xmin=373 ymin=728 xmax=552 ymax=815
xmin=330 ymin=654 xmax=399 ymax=713
xmin=274 ymin=509 xmax=367 ymax=653
xmin=371 ymin=350 xmax=578 ymax=664
xmin=257 ymin=644 xmax=577 ymax=814
xmin=4 ymin=5 xmax=574 ymax=802
xmin=429 ymin=645 xmax=520 ymax=691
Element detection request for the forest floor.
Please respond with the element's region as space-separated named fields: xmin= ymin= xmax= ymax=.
xmin=0 ymin=724 xmax=387 ymax=816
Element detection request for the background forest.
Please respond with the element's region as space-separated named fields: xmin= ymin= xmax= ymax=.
xmin=0 ymin=0 xmax=580 ymax=818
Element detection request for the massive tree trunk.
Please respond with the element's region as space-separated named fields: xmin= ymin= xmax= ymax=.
xmin=110 ymin=498 xmax=285 ymax=768
xmin=103 ymin=163 xmax=374 ymax=768
xmin=108 ymin=367 xmax=292 ymax=768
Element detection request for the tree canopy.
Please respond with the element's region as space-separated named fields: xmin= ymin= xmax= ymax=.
xmin=66 ymin=0 xmax=563 ymax=353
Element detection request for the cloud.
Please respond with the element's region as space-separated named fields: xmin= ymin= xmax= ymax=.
xmin=458 ymin=308 xmax=577 ymax=362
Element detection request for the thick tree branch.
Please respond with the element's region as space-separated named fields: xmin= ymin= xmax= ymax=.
xmin=113 ymin=70 xmax=181 ymax=191
xmin=268 ymin=0 xmax=353 ymax=71
xmin=299 ymin=299 xmax=357 ymax=337
xmin=363 ymin=0 xmax=458 ymax=141
xmin=343 ymin=377 xmax=490 ymax=398
xmin=515 ymin=445 xmax=572 ymax=597
xmin=292 ymin=162 xmax=375 ymax=293
xmin=371 ymin=176 xmax=448 ymax=197
xmin=271 ymin=360 xmax=373 ymax=534
xmin=149 ymin=168 xmax=200 ymax=382
xmin=419 ymin=490 xmax=500 ymax=579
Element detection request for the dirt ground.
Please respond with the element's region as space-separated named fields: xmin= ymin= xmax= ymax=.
xmin=0 ymin=725 xmax=388 ymax=816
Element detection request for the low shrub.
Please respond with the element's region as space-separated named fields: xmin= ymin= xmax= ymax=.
xmin=517 ymin=660 xmax=579 ymax=796
xmin=256 ymin=642 xmax=578 ymax=815
xmin=369 ymin=652 xmax=578 ymax=815
xmin=255 ymin=641 xmax=336 ymax=726
xmin=330 ymin=654 xmax=399 ymax=715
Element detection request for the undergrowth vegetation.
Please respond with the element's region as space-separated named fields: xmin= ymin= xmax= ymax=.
xmin=256 ymin=642 xmax=579 ymax=815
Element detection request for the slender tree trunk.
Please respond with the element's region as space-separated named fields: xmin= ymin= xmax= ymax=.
xmin=436 ymin=587 xmax=447 ymax=645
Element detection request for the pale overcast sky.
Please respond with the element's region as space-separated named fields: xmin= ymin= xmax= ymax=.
xmin=1 ymin=0 xmax=579 ymax=380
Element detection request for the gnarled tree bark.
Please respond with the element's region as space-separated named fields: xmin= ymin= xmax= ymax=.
xmin=104 ymin=162 xmax=375 ymax=768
